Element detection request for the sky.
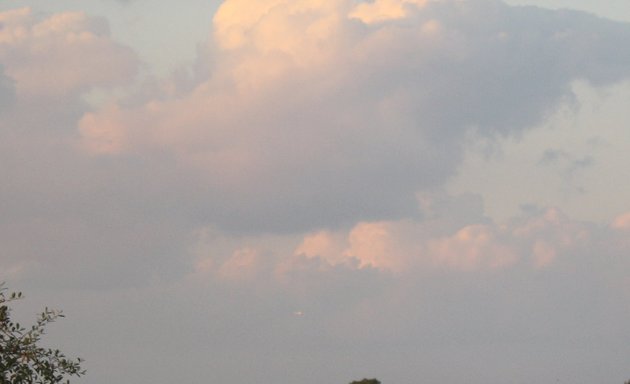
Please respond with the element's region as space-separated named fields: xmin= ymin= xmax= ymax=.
xmin=1 ymin=1 xmax=630 ymax=384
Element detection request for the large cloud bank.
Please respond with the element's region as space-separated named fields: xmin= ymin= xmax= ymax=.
xmin=78 ymin=0 xmax=630 ymax=232
xmin=2 ymin=1 xmax=630 ymax=384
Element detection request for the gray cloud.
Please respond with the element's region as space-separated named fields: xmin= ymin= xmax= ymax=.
xmin=24 ymin=206 xmax=630 ymax=384
xmin=538 ymin=148 xmax=594 ymax=194
xmin=0 ymin=65 xmax=15 ymax=113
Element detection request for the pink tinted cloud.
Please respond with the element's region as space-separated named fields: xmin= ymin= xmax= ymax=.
xmin=217 ymin=248 xmax=261 ymax=281
xmin=427 ymin=224 xmax=519 ymax=271
xmin=78 ymin=105 xmax=129 ymax=154
xmin=191 ymin=206 xmax=613 ymax=280
xmin=611 ymin=211 xmax=630 ymax=231
xmin=288 ymin=207 xmax=603 ymax=274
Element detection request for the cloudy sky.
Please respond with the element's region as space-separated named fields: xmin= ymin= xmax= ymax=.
xmin=1 ymin=0 xmax=630 ymax=383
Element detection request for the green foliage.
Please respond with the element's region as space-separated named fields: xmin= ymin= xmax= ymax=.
xmin=350 ymin=379 xmax=381 ymax=384
xmin=0 ymin=283 xmax=85 ymax=384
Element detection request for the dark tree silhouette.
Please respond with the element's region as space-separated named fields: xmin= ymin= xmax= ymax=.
xmin=350 ymin=379 xmax=381 ymax=384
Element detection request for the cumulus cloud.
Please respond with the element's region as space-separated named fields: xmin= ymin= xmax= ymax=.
xmin=423 ymin=207 xmax=590 ymax=270
xmin=0 ymin=8 xmax=137 ymax=98
xmin=188 ymin=204 xmax=612 ymax=281
xmin=77 ymin=0 xmax=630 ymax=233
xmin=349 ymin=0 xmax=428 ymax=24
xmin=3 ymin=0 xmax=630 ymax=292
xmin=2 ymin=3 xmax=630 ymax=383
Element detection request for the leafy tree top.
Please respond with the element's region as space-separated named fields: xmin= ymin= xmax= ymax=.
xmin=0 ymin=283 xmax=85 ymax=384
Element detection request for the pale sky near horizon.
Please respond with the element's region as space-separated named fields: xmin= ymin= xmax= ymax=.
xmin=1 ymin=1 xmax=630 ymax=384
